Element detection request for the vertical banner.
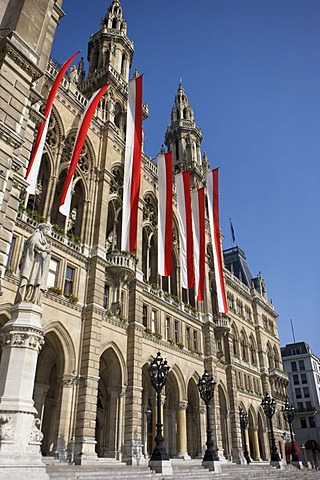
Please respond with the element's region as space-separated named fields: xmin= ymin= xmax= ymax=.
xmin=206 ymin=168 xmax=228 ymax=313
xmin=121 ymin=75 xmax=143 ymax=252
xmin=59 ymin=84 xmax=109 ymax=217
xmin=191 ymin=187 xmax=205 ymax=301
xmin=26 ymin=51 xmax=80 ymax=194
xmin=176 ymin=171 xmax=195 ymax=289
xmin=158 ymin=151 xmax=173 ymax=276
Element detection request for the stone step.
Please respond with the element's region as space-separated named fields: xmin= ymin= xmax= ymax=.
xmin=46 ymin=462 xmax=320 ymax=480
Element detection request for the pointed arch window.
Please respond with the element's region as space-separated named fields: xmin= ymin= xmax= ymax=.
xmin=142 ymin=194 xmax=158 ymax=284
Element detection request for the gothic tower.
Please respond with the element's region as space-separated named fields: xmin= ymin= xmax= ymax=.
xmin=81 ymin=0 xmax=134 ymax=96
xmin=164 ymin=81 xmax=209 ymax=187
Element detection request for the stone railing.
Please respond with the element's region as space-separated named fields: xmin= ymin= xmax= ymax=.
xmin=105 ymin=251 xmax=136 ymax=279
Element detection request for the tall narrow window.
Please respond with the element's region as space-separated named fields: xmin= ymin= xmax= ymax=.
xmin=165 ymin=316 xmax=171 ymax=340
xmin=291 ymin=361 xmax=297 ymax=372
xmin=64 ymin=266 xmax=75 ymax=295
xmin=151 ymin=310 xmax=157 ymax=333
xmin=103 ymin=284 xmax=109 ymax=309
xmin=6 ymin=235 xmax=16 ymax=268
xmin=193 ymin=330 xmax=198 ymax=351
xmin=185 ymin=327 xmax=190 ymax=349
xmin=47 ymin=258 xmax=59 ymax=288
xmin=174 ymin=320 xmax=179 ymax=344
xmin=142 ymin=305 xmax=148 ymax=328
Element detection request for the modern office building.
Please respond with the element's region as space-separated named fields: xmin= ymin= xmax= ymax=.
xmin=0 ymin=0 xmax=288 ymax=465
xmin=281 ymin=342 xmax=320 ymax=467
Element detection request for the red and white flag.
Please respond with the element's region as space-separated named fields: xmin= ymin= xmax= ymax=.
xmin=158 ymin=151 xmax=173 ymax=276
xmin=206 ymin=168 xmax=228 ymax=313
xmin=176 ymin=171 xmax=195 ymax=289
xmin=191 ymin=187 xmax=205 ymax=301
xmin=26 ymin=51 xmax=80 ymax=194
xmin=121 ymin=75 xmax=143 ymax=252
xmin=59 ymin=84 xmax=109 ymax=217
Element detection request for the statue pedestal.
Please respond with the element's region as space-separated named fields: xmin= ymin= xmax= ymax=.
xmin=0 ymin=303 xmax=48 ymax=479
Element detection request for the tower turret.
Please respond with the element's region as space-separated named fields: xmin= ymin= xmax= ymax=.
xmin=165 ymin=82 xmax=205 ymax=186
xmin=82 ymin=0 xmax=134 ymax=95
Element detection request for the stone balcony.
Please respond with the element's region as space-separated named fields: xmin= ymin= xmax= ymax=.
xmin=213 ymin=314 xmax=231 ymax=333
xmin=105 ymin=251 xmax=136 ymax=282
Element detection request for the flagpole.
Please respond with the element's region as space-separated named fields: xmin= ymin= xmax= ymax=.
xmin=290 ymin=319 xmax=296 ymax=343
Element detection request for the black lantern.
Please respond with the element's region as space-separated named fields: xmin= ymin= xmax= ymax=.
xmin=239 ymin=408 xmax=251 ymax=464
xmin=282 ymin=399 xmax=299 ymax=463
xmin=197 ymin=370 xmax=219 ymax=464
xmin=261 ymin=392 xmax=281 ymax=462
xmin=148 ymin=352 xmax=170 ymax=462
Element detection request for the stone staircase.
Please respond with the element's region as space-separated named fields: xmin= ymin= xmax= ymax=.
xmin=45 ymin=459 xmax=320 ymax=480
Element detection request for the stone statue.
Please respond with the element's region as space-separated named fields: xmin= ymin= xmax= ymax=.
xmin=14 ymin=223 xmax=52 ymax=305
xmin=67 ymin=207 xmax=77 ymax=234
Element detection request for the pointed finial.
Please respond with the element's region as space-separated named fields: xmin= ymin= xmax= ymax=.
xmin=179 ymin=77 xmax=183 ymax=87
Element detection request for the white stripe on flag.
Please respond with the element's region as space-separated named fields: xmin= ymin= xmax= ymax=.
xmin=191 ymin=189 xmax=201 ymax=300
xmin=59 ymin=85 xmax=109 ymax=217
xmin=26 ymin=51 xmax=80 ymax=194
xmin=158 ymin=152 xmax=172 ymax=277
xmin=121 ymin=76 xmax=143 ymax=252
xmin=206 ymin=170 xmax=228 ymax=313
xmin=176 ymin=171 xmax=194 ymax=289
xmin=26 ymin=110 xmax=51 ymax=194
xmin=121 ymin=78 xmax=136 ymax=251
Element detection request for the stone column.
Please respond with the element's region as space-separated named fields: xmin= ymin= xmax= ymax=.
xmin=253 ymin=428 xmax=261 ymax=460
xmin=33 ymin=382 xmax=50 ymax=424
xmin=176 ymin=401 xmax=190 ymax=459
xmin=106 ymin=387 xmax=120 ymax=457
xmin=244 ymin=429 xmax=251 ymax=458
xmin=0 ymin=303 xmax=48 ymax=479
xmin=117 ymin=388 xmax=126 ymax=461
xmin=198 ymin=405 xmax=207 ymax=457
xmin=56 ymin=375 xmax=78 ymax=462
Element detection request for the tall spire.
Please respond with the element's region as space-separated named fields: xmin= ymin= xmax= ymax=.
xmin=83 ymin=0 xmax=134 ymax=95
xmin=164 ymin=83 xmax=205 ymax=186
xmin=100 ymin=1 xmax=127 ymax=34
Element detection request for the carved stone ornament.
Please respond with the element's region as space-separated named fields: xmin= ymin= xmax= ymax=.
xmin=0 ymin=327 xmax=44 ymax=351
xmin=0 ymin=414 xmax=14 ymax=441
xmin=29 ymin=417 xmax=44 ymax=443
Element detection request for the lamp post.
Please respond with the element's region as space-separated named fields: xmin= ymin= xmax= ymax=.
xmin=148 ymin=352 xmax=172 ymax=475
xmin=197 ymin=370 xmax=221 ymax=472
xmin=281 ymin=399 xmax=298 ymax=462
xmin=261 ymin=393 xmax=281 ymax=466
xmin=239 ymin=408 xmax=251 ymax=464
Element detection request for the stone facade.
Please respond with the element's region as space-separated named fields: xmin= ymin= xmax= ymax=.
xmin=0 ymin=0 xmax=289 ymax=466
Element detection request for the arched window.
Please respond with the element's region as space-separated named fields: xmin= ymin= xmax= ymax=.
xmin=142 ymin=194 xmax=158 ymax=284
xmin=106 ymin=165 xmax=124 ymax=250
xmin=51 ymin=133 xmax=90 ymax=239
xmin=27 ymin=154 xmax=50 ymax=216
xmin=240 ymin=330 xmax=248 ymax=361
xmin=273 ymin=346 xmax=280 ymax=370
xmin=121 ymin=52 xmax=126 ymax=76
xmin=114 ymin=102 xmax=126 ymax=133
xmin=267 ymin=343 xmax=274 ymax=369
xmin=231 ymin=324 xmax=240 ymax=357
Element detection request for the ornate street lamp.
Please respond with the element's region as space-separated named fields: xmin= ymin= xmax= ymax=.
xmin=281 ymin=399 xmax=299 ymax=463
xmin=148 ymin=352 xmax=170 ymax=467
xmin=197 ymin=370 xmax=220 ymax=471
xmin=239 ymin=408 xmax=251 ymax=464
xmin=261 ymin=392 xmax=281 ymax=464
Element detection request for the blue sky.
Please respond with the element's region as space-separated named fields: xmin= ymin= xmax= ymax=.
xmin=52 ymin=0 xmax=320 ymax=355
